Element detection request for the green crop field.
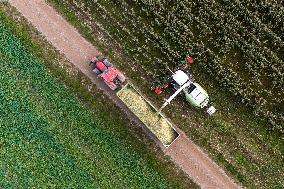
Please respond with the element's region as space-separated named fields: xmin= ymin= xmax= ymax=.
xmin=0 ymin=6 xmax=198 ymax=189
xmin=47 ymin=0 xmax=284 ymax=188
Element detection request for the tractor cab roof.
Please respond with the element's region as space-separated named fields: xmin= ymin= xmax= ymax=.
xmin=101 ymin=67 xmax=118 ymax=83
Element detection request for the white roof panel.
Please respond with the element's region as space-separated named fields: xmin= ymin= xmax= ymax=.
xmin=172 ymin=70 xmax=189 ymax=86
xmin=190 ymin=88 xmax=207 ymax=104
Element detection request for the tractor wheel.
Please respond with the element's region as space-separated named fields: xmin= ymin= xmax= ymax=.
xmin=102 ymin=58 xmax=112 ymax=67
xmin=90 ymin=61 xmax=97 ymax=70
xmin=117 ymin=72 xmax=126 ymax=83
xmin=104 ymin=81 xmax=118 ymax=90
xmin=93 ymin=68 xmax=102 ymax=75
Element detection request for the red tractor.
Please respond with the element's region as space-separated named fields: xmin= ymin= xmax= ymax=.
xmin=89 ymin=56 xmax=126 ymax=90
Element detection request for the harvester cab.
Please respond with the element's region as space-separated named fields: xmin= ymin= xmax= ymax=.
xmin=158 ymin=69 xmax=216 ymax=116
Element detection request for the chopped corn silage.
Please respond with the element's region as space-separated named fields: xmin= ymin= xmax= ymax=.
xmin=117 ymin=85 xmax=177 ymax=145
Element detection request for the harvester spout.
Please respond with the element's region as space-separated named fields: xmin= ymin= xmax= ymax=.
xmin=158 ymin=102 xmax=169 ymax=113
xmin=158 ymin=81 xmax=191 ymax=113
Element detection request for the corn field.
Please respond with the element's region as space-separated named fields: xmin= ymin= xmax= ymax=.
xmin=60 ymin=0 xmax=283 ymax=132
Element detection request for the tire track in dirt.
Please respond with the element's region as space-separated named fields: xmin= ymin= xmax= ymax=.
xmin=8 ymin=0 xmax=242 ymax=188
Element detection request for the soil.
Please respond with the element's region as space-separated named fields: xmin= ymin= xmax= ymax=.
xmin=8 ymin=0 xmax=242 ymax=188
